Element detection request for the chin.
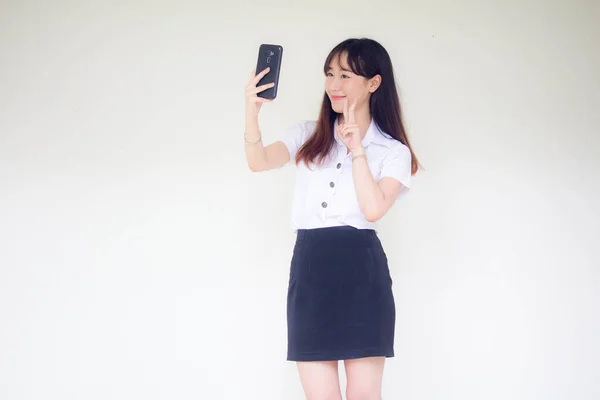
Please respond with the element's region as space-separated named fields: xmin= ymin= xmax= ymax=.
xmin=329 ymin=102 xmax=344 ymax=114
xmin=331 ymin=105 xmax=344 ymax=114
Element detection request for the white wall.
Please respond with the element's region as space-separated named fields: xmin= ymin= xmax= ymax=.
xmin=1 ymin=0 xmax=599 ymax=399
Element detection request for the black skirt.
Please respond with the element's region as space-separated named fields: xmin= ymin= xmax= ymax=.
xmin=286 ymin=226 xmax=395 ymax=362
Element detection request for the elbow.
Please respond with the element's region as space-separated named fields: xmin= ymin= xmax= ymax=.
xmin=363 ymin=208 xmax=383 ymax=223
xmin=247 ymin=162 xmax=265 ymax=173
xmin=247 ymin=156 xmax=270 ymax=173
xmin=365 ymin=214 xmax=381 ymax=223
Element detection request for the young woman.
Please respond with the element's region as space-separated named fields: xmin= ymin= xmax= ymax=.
xmin=244 ymin=38 xmax=419 ymax=400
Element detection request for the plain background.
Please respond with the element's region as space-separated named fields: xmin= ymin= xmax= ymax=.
xmin=1 ymin=0 xmax=599 ymax=399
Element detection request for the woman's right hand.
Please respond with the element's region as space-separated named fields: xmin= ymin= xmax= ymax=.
xmin=245 ymin=67 xmax=275 ymax=119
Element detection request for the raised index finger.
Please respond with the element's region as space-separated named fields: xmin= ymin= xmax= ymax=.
xmin=349 ymin=100 xmax=357 ymax=124
xmin=343 ymin=98 xmax=349 ymax=123
xmin=252 ymin=67 xmax=270 ymax=86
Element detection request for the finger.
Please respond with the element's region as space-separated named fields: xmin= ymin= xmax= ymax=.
xmin=340 ymin=123 xmax=356 ymax=132
xmin=252 ymin=67 xmax=271 ymax=86
xmin=248 ymin=82 xmax=275 ymax=95
xmin=248 ymin=95 xmax=273 ymax=104
xmin=349 ymin=101 xmax=357 ymax=124
xmin=343 ymin=98 xmax=349 ymax=123
xmin=254 ymin=97 xmax=273 ymax=104
xmin=339 ymin=125 xmax=351 ymax=137
xmin=246 ymin=68 xmax=258 ymax=87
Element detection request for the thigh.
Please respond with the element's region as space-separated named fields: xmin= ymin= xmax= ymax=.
xmin=344 ymin=357 xmax=385 ymax=400
xmin=297 ymin=361 xmax=342 ymax=400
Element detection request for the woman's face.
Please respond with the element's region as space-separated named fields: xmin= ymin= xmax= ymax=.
xmin=325 ymin=53 xmax=379 ymax=116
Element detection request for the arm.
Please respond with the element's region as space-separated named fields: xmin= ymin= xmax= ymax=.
xmin=337 ymin=99 xmax=408 ymax=222
xmin=244 ymin=123 xmax=290 ymax=172
xmin=244 ymin=67 xmax=290 ymax=172
xmin=246 ymin=142 xmax=290 ymax=172
xmin=350 ymin=148 xmax=403 ymax=222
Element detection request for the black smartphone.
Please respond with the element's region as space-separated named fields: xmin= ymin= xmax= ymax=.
xmin=255 ymin=44 xmax=283 ymax=99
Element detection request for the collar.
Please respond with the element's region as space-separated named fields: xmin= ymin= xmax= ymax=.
xmin=334 ymin=117 xmax=393 ymax=148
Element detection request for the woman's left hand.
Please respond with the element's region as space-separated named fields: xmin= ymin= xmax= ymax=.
xmin=337 ymin=99 xmax=363 ymax=153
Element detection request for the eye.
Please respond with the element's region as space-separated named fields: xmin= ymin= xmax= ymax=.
xmin=342 ymin=74 xmax=350 ymax=79
xmin=326 ymin=72 xmax=334 ymax=77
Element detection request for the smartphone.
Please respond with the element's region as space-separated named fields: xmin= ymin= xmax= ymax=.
xmin=255 ymin=44 xmax=283 ymax=99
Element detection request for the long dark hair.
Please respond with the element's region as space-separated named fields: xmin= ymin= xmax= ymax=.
xmin=296 ymin=38 xmax=419 ymax=175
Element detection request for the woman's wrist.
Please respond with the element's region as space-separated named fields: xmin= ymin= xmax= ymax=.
xmin=351 ymin=146 xmax=367 ymax=163
xmin=244 ymin=130 xmax=262 ymax=145
xmin=350 ymin=146 xmax=365 ymax=156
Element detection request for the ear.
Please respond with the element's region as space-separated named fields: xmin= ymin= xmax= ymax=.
xmin=368 ymin=74 xmax=382 ymax=93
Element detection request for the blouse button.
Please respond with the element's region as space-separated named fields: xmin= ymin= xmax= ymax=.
xmin=336 ymin=163 xmax=341 ymax=169
xmin=321 ymin=202 xmax=328 ymax=208
xmin=329 ymin=182 xmax=335 ymax=188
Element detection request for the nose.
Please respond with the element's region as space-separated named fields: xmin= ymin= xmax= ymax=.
xmin=331 ymin=76 xmax=343 ymax=91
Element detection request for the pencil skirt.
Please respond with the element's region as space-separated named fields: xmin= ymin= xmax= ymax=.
xmin=286 ymin=226 xmax=395 ymax=362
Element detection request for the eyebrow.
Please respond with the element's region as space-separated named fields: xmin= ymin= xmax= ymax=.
xmin=327 ymin=66 xmax=353 ymax=73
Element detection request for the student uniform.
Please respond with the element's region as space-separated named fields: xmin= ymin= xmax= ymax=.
xmin=278 ymin=119 xmax=412 ymax=362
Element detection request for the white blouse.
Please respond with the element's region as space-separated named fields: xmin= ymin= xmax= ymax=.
xmin=278 ymin=119 xmax=412 ymax=232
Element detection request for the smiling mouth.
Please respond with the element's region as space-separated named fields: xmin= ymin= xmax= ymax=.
xmin=331 ymin=95 xmax=345 ymax=101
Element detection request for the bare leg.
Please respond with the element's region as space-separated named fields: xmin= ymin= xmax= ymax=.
xmin=344 ymin=357 xmax=385 ymax=400
xmin=296 ymin=361 xmax=342 ymax=400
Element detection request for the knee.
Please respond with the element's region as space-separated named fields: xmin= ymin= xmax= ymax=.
xmin=306 ymin=393 xmax=341 ymax=400
xmin=304 ymin=386 xmax=341 ymax=400
xmin=346 ymin=386 xmax=381 ymax=400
